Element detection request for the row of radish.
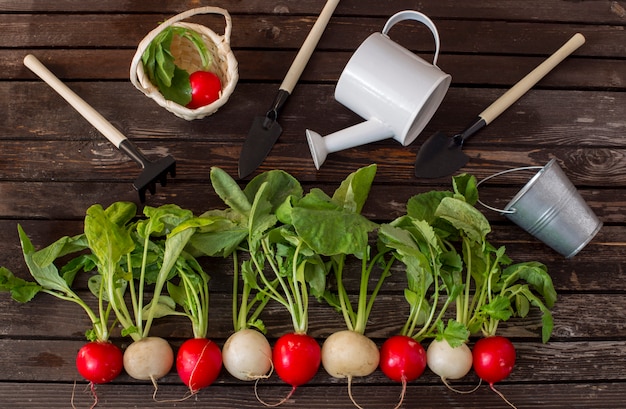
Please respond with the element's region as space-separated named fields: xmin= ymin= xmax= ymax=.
xmin=0 ymin=165 xmax=557 ymax=408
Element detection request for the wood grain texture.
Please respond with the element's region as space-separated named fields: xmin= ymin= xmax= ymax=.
xmin=1 ymin=1 xmax=625 ymax=408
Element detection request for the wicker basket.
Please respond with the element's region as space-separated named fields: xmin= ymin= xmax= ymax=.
xmin=130 ymin=7 xmax=238 ymax=121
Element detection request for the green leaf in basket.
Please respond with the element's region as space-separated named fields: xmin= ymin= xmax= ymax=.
xmin=171 ymin=26 xmax=212 ymax=70
xmin=141 ymin=26 xmax=200 ymax=106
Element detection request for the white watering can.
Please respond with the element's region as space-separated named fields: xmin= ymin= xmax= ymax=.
xmin=306 ymin=10 xmax=451 ymax=169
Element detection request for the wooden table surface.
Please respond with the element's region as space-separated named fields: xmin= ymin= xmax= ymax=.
xmin=1 ymin=1 xmax=625 ymax=408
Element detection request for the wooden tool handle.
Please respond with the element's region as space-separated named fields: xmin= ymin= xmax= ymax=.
xmin=23 ymin=54 xmax=127 ymax=148
xmin=480 ymin=33 xmax=585 ymax=125
xmin=279 ymin=0 xmax=340 ymax=93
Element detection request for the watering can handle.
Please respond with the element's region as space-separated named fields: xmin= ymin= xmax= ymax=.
xmin=280 ymin=0 xmax=340 ymax=93
xmin=479 ymin=33 xmax=585 ymax=125
xmin=382 ymin=10 xmax=442 ymax=66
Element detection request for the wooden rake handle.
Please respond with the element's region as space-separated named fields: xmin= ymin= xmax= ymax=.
xmin=24 ymin=54 xmax=128 ymax=148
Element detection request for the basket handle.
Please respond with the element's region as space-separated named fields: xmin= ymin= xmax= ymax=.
xmin=130 ymin=7 xmax=232 ymax=87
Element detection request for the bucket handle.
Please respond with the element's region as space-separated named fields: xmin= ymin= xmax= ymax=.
xmin=476 ymin=165 xmax=544 ymax=214
xmin=382 ymin=10 xmax=442 ymax=67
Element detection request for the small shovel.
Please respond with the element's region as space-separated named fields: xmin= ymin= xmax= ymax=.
xmin=414 ymin=33 xmax=586 ymax=179
xmin=24 ymin=54 xmax=176 ymax=202
xmin=238 ymin=0 xmax=340 ymax=179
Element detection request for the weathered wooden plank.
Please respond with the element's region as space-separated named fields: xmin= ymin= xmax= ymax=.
xmin=0 ymin=179 xmax=619 ymax=222
xmin=1 ymin=14 xmax=624 ymax=58
xmin=0 ymin=0 xmax=624 ymax=24
xmin=2 ymin=83 xmax=624 ymax=151
xmin=4 ymin=49 xmax=624 ymax=90
xmin=0 ymin=291 xmax=623 ymax=341
xmin=0 ymin=381 xmax=624 ymax=408
xmin=0 ymin=139 xmax=624 ymax=188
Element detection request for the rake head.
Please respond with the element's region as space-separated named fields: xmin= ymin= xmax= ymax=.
xmin=119 ymin=139 xmax=176 ymax=202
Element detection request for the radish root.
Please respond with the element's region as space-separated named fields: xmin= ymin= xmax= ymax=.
xmin=347 ymin=375 xmax=406 ymax=409
xmin=70 ymin=380 xmax=98 ymax=409
xmin=490 ymin=384 xmax=518 ymax=409
xmin=347 ymin=376 xmax=366 ymax=409
xmin=392 ymin=378 xmax=407 ymax=409
xmin=254 ymin=383 xmax=296 ymax=407
xmin=247 ymin=352 xmax=274 ymax=381
xmin=441 ymin=377 xmax=482 ymax=394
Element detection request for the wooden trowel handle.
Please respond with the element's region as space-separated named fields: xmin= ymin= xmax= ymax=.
xmin=479 ymin=33 xmax=585 ymax=125
xmin=24 ymin=54 xmax=127 ymax=148
xmin=279 ymin=0 xmax=340 ymax=93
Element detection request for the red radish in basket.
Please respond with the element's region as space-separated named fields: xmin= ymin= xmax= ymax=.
xmin=187 ymin=71 xmax=222 ymax=109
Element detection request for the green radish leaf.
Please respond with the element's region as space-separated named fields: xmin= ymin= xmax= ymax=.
xmin=481 ymin=294 xmax=513 ymax=322
xmin=0 ymin=267 xmax=41 ymax=303
xmin=515 ymin=291 xmax=531 ymax=318
xmin=156 ymin=66 xmax=192 ymax=106
xmin=292 ymin=188 xmax=377 ymax=257
xmin=244 ymin=169 xmax=303 ymax=213
xmin=504 ymin=261 xmax=557 ymax=308
xmin=17 ymin=225 xmax=75 ymax=295
xmin=248 ymin=182 xmax=278 ymax=241
xmin=211 ymin=167 xmax=252 ymax=217
xmin=85 ymin=204 xmax=135 ymax=268
xmin=519 ymin=287 xmax=554 ymax=343
xmin=452 ymin=173 xmax=479 ymax=205
xmin=331 ymin=163 xmax=377 ymax=213
xmin=406 ymin=190 xmax=452 ymax=223
xmin=142 ymin=295 xmax=181 ymax=319
xmin=188 ymin=216 xmax=248 ymax=257
xmin=435 ymin=197 xmax=491 ymax=244
xmin=438 ymin=319 xmax=470 ymax=347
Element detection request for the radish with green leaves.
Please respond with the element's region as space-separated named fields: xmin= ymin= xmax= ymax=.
xmin=208 ymin=167 xmax=326 ymax=403
xmin=205 ymin=168 xmax=304 ymax=382
xmin=403 ymin=174 xmax=556 ymax=401
xmin=84 ymin=203 xmax=221 ymax=393
xmin=377 ymin=213 xmax=465 ymax=403
xmin=167 ymin=243 xmax=222 ymax=394
xmin=0 ymin=211 xmax=132 ymax=387
xmin=291 ymin=165 xmax=391 ymax=408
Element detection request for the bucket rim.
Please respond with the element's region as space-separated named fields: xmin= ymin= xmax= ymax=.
xmin=476 ymin=159 xmax=556 ymax=214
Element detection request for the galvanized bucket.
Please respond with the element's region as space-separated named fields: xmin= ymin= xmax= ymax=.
xmin=478 ymin=159 xmax=602 ymax=258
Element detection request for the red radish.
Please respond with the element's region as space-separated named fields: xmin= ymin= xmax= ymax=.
xmin=176 ymin=338 xmax=222 ymax=393
xmin=76 ymin=341 xmax=124 ymax=384
xmin=123 ymin=336 xmax=174 ymax=382
xmin=379 ymin=335 xmax=426 ymax=383
xmin=273 ymin=333 xmax=320 ymax=389
xmin=187 ymin=71 xmax=221 ymax=109
xmin=472 ymin=336 xmax=516 ymax=385
xmin=222 ymin=328 xmax=272 ymax=381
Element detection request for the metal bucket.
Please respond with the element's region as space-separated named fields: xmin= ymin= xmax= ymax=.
xmin=478 ymin=159 xmax=602 ymax=258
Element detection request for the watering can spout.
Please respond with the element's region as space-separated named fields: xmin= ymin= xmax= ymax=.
xmin=306 ymin=118 xmax=393 ymax=169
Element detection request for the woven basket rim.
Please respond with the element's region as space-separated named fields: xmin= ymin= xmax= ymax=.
xmin=130 ymin=7 xmax=238 ymax=121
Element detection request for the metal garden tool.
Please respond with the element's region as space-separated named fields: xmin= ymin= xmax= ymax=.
xmin=238 ymin=0 xmax=340 ymax=179
xmin=414 ymin=33 xmax=586 ymax=179
xmin=24 ymin=54 xmax=176 ymax=202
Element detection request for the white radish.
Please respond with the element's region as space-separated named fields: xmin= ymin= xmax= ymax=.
xmin=123 ymin=336 xmax=174 ymax=381
xmin=426 ymin=338 xmax=473 ymax=381
xmin=321 ymin=330 xmax=379 ymax=378
xmin=222 ymin=328 xmax=272 ymax=381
